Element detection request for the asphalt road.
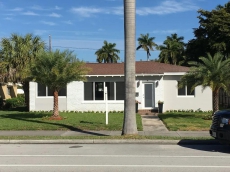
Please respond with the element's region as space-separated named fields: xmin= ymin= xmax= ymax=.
xmin=0 ymin=143 xmax=230 ymax=172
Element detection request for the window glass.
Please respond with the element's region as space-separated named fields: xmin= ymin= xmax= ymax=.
xmin=59 ymin=87 xmax=67 ymax=96
xmin=48 ymin=88 xmax=53 ymax=96
xmin=116 ymin=82 xmax=125 ymax=100
xmin=178 ymin=87 xmax=186 ymax=95
xmin=187 ymin=84 xmax=195 ymax=95
xmin=178 ymin=81 xmax=195 ymax=96
xmin=84 ymin=82 xmax=93 ymax=100
xmin=106 ymin=82 xmax=114 ymax=100
xmin=7 ymin=87 xmax=11 ymax=95
xmin=37 ymin=83 xmax=46 ymax=96
xmin=95 ymin=82 xmax=104 ymax=100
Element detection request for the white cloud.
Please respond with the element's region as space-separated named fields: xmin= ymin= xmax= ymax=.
xmin=4 ymin=17 xmax=12 ymax=20
xmin=41 ymin=21 xmax=56 ymax=26
xmin=48 ymin=12 xmax=61 ymax=18
xmin=71 ymin=0 xmax=198 ymax=18
xmin=71 ymin=7 xmax=102 ymax=17
xmin=34 ymin=30 xmax=47 ymax=35
xmin=71 ymin=6 xmax=124 ymax=17
xmin=111 ymin=6 xmax=123 ymax=15
xmin=55 ymin=6 xmax=61 ymax=10
xmin=8 ymin=7 xmax=23 ymax=12
xmin=30 ymin=5 xmax=44 ymax=10
xmin=63 ymin=20 xmax=73 ymax=25
xmin=98 ymin=28 xmax=104 ymax=32
xmin=152 ymin=29 xmax=178 ymax=34
xmin=22 ymin=11 xmax=39 ymax=16
xmin=136 ymin=0 xmax=198 ymax=16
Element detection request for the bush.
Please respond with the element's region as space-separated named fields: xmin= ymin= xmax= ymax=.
xmin=0 ymin=97 xmax=4 ymax=109
xmin=4 ymin=95 xmax=25 ymax=109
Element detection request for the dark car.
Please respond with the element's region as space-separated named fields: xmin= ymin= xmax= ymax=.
xmin=209 ymin=110 xmax=230 ymax=144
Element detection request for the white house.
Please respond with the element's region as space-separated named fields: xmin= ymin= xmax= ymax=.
xmin=29 ymin=61 xmax=212 ymax=112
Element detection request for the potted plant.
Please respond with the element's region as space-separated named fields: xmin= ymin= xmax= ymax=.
xmin=158 ymin=100 xmax=164 ymax=113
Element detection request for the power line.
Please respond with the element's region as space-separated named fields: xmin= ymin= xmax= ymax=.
xmin=52 ymin=46 xmax=150 ymax=52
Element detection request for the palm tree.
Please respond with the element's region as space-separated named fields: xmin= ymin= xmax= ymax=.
xmin=0 ymin=33 xmax=45 ymax=110
xmin=158 ymin=33 xmax=185 ymax=65
xmin=136 ymin=33 xmax=157 ymax=61
xmin=122 ymin=0 xmax=138 ymax=135
xmin=31 ymin=49 xmax=89 ymax=119
xmin=179 ymin=52 xmax=230 ymax=114
xmin=95 ymin=40 xmax=120 ymax=63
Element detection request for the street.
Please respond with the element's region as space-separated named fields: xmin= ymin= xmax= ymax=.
xmin=0 ymin=143 xmax=229 ymax=172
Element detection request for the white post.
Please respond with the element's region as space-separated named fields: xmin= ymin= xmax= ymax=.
xmin=105 ymin=87 xmax=108 ymax=125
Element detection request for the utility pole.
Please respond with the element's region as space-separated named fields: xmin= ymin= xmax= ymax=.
xmin=49 ymin=35 xmax=52 ymax=52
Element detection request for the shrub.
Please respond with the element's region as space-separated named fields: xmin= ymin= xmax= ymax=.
xmin=202 ymin=114 xmax=212 ymax=120
xmin=0 ymin=97 xmax=4 ymax=109
xmin=4 ymin=96 xmax=25 ymax=109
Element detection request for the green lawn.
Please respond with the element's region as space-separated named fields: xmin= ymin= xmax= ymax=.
xmin=0 ymin=110 xmax=143 ymax=131
xmin=158 ymin=112 xmax=212 ymax=131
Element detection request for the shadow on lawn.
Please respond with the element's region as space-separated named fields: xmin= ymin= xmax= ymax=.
xmin=1 ymin=113 xmax=108 ymax=136
xmin=158 ymin=113 xmax=200 ymax=120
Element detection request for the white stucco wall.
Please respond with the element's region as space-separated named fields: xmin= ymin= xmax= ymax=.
xmin=29 ymin=82 xmax=36 ymax=111
xmin=29 ymin=74 xmax=212 ymax=112
xmin=154 ymin=77 xmax=164 ymax=108
xmin=67 ymin=81 xmax=124 ymax=112
xmin=163 ymin=75 xmax=212 ymax=112
xmin=29 ymin=82 xmax=67 ymax=111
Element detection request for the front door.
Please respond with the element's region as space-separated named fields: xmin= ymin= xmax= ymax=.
xmin=144 ymin=83 xmax=154 ymax=108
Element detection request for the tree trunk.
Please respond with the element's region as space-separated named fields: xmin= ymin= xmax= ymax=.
xmin=51 ymin=89 xmax=61 ymax=119
xmin=147 ymin=51 xmax=149 ymax=61
xmin=22 ymin=81 xmax=29 ymax=111
xmin=212 ymin=88 xmax=219 ymax=115
xmin=122 ymin=0 xmax=138 ymax=135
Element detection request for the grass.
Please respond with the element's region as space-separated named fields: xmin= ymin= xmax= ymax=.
xmin=0 ymin=110 xmax=213 ymax=131
xmin=158 ymin=112 xmax=212 ymax=131
xmin=0 ymin=110 xmax=143 ymax=131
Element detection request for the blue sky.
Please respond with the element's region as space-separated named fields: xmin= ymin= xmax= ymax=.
xmin=0 ymin=0 xmax=229 ymax=62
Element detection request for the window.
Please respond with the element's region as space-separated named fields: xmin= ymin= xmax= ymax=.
xmin=7 ymin=87 xmax=11 ymax=95
xmin=178 ymin=81 xmax=195 ymax=96
xmin=37 ymin=83 xmax=66 ymax=97
xmin=116 ymin=82 xmax=125 ymax=100
xmin=84 ymin=82 xmax=124 ymax=101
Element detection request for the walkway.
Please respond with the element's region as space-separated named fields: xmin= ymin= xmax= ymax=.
xmin=138 ymin=110 xmax=168 ymax=132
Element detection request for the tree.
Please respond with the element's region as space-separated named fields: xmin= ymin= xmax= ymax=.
xmin=158 ymin=33 xmax=185 ymax=65
xmin=0 ymin=33 xmax=45 ymax=110
xmin=31 ymin=49 xmax=89 ymax=119
xmin=136 ymin=33 xmax=157 ymax=61
xmin=95 ymin=40 xmax=120 ymax=63
xmin=179 ymin=52 xmax=230 ymax=114
xmin=186 ymin=2 xmax=230 ymax=60
xmin=122 ymin=0 xmax=138 ymax=135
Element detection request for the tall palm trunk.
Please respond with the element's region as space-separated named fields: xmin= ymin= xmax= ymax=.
xmin=52 ymin=90 xmax=60 ymax=118
xmin=212 ymin=88 xmax=219 ymax=115
xmin=147 ymin=51 xmax=149 ymax=61
xmin=122 ymin=0 xmax=138 ymax=135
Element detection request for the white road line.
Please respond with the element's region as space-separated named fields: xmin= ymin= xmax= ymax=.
xmin=0 ymin=155 xmax=229 ymax=158
xmin=0 ymin=165 xmax=229 ymax=168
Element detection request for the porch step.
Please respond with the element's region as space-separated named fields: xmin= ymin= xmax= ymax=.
xmin=138 ymin=109 xmax=158 ymax=116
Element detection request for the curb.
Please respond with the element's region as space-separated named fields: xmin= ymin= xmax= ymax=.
xmin=0 ymin=139 xmax=220 ymax=145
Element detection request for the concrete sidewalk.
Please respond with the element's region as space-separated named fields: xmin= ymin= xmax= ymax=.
xmin=0 ymin=130 xmax=211 ymax=138
xmin=0 ymin=130 xmax=216 ymax=145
